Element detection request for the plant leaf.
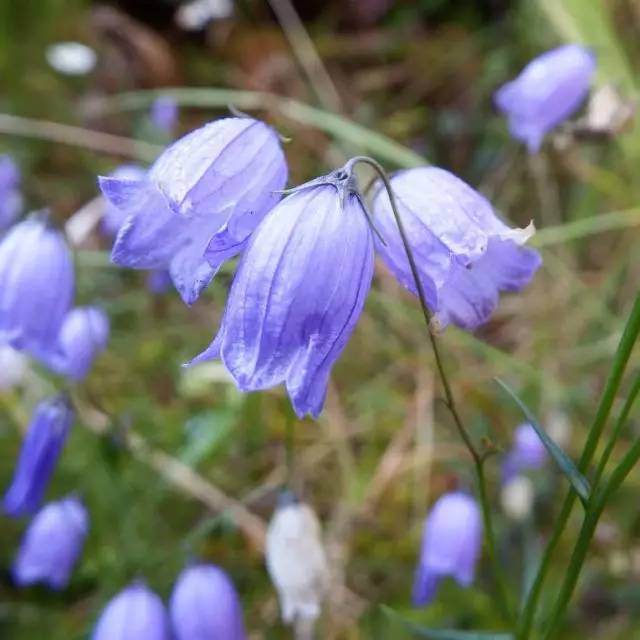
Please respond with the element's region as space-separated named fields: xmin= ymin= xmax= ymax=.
xmin=495 ymin=378 xmax=591 ymax=505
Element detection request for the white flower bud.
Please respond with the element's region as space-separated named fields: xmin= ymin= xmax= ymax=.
xmin=501 ymin=475 xmax=534 ymax=522
xmin=266 ymin=497 xmax=329 ymax=626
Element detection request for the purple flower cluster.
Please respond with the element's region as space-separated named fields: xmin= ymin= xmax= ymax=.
xmin=91 ymin=564 xmax=246 ymax=640
xmin=502 ymin=421 xmax=547 ymax=483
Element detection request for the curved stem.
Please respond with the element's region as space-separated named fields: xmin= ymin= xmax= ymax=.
xmin=347 ymin=156 xmax=513 ymax=624
xmin=518 ymin=293 xmax=640 ymax=639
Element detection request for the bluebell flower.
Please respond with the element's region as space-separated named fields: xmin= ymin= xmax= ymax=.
xmin=413 ymin=492 xmax=482 ymax=606
xmin=502 ymin=422 xmax=547 ymax=483
xmin=52 ymin=306 xmax=110 ymax=380
xmin=373 ymin=167 xmax=541 ymax=331
xmin=101 ymin=164 xmax=147 ymax=238
xmin=146 ymin=269 xmax=173 ymax=294
xmin=170 ymin=564 xmax=247 ymax=640
xmin=0 ymin=217 xmax=74 ymax=363
xmin=495 ymin=44 xmax=595 ymax=152
xmin=150 ymin=96 xmax=178 ymax=133
xmin=3 ymin=394 xmax=74 ymax=517
xmin=191 ymin=167 xmax=375 ymax=418
xmin=0 ymin=155 xmax=22 ymax=230
xmin=92 ymin=583 xmax=170 ymax=640
xmin=100 ymin=117 xmax=288 ymax=305
xmin=12 ymin=496 xmax=88 ymax=589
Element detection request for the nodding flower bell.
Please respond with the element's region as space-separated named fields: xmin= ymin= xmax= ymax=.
xmin=190 ymin=165 xmax=375 ymax=418
xmin=12 ymin=496 xmax=88 ymax=589
xmin=52 ymin=306 xmax=110 ymax=380
xmin=150 ymin=96 xmax=179 ymax=133
xmin=101 ymin=164 xmax=147 ymax=238
xmin=0 ymin=217 xmax=74 ymax=362
xmin=0 ymin=155 xmax=22 ymax=230
xmin=92 ymin=583 xmax=170 ymax=640
xmin=495 ymin=44 xmax=595 ymax=152
xmin=100 ymin=117 xmax=288 ymax=305
xmin=373 ymin=167 xmax=541 ymax=331
xmin=502 ymin=422 xmax=547 ymax=483
xmin=266 ymin=493 xmax=329 ymax=626
xmin=170 ymin=564 xmax=247 ymax=640
xmin=413 ymin=492 xmax=482 ymax=606
xmin=3 ymin=394 xmax=74 ymax=517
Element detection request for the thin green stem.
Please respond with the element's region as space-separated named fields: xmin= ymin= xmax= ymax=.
xmin=518 ymin=293 xmax=640 ymax=639
xmin=543 ymin=436 xmax=640 ymax=639
xmin=348 ymin=155 xmax=514 ymax=624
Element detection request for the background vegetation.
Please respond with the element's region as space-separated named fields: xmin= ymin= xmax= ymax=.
xmin=1 ymin=0 xmax=639 ymax=638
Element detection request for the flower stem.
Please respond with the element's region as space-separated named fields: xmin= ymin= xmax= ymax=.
xmin=348 ymin=155 xmax=514 ymax=624
xmin=517 ymin=293 xmax=640 ymax=639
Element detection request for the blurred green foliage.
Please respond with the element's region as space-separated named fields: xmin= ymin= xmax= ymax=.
xmin=1 ymin=0 xmax=640 ymax=638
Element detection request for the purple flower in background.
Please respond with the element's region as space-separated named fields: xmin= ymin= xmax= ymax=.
xmin=495 ymin=44 xmax=595 ymax=152
xmin=100 ymin=117 xmax=288 ymax=305
xmin=146 ymin=269 xmax=173 ymax=295
xmin=150 ymin=96 xmax=178 ymax=133
xmin=3 ymin=394 xmax=74 ymax=517
xmin=12 ymin=496 xmax=88 ymax=589
xmin=373 ymin=167 xmax=541 ymax=331
xmin=413 ymin=492 xmax=482 ymax=606
xmin=170 ymin=564 xmax=247 ymax=640
xmin=92 ymin=583 xmax=170 ymax=640
xmin=101 ymin=164 xmax=147 ymax=238
xmin=0 ymin=217 xmax=74 ymax=363
xmin=52 ymin=306 xmax=110 ymax=380
xmin=190 ymin=167 xmax=375 ymax=418
xmin=502 ymin=422 xmax=547 ymax=483
xmin=0 ymin=155 xmax=22 ymax=230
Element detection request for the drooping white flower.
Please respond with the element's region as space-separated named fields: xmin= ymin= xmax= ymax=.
xmin=266 ymin=495 xmax=329 ymax=625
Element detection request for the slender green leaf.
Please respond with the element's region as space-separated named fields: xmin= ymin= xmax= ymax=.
xmin=381 ymin=606 xmax=513 ymax=640
xmin=495 ymin=378 xmax=591 ymax=504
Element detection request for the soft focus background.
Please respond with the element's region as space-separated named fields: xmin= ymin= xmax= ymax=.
xmin=1 ymin=0 xmax=640 ymax=638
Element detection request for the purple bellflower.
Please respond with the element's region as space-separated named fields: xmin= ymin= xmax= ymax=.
xmin=146 ymin=269 xmax=173 ymax=294
xmin=190 ymin=167 xmax=375 ymax=418
xmin=101 ymin=164 xmax=147 ymax=238
xmin=92 ymin=583 xmax=170 ymax=640
xmin=3 ymin=394 xmax=74 ymax=517
xmin=0 ymin=155 xmax=22 ymax=230
xmin=373 ymin=167 xmax=541 ymax=331
xmin=0 ymin=217 xmax=74 ymax=363
xmin=170 ymin=564 xmax=247 ymax=640
xmin=52 ymin=306 xmax=110 ymax=380
xmin=495 ymin=44 xmax=596 ymax=152
xmin=413 ymin=491 xmax=482 ymax=606
xmin=12 ymin=496 xmax=88 ymax=589
xmin=150 ymin=96 xmax=179 ymax=133
xmin=100 ymin=117 xmax=288 ymax=305
xmin=502 ymin=422 xmax=547 ymax=483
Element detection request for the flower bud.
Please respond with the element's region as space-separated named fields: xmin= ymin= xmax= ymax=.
xmin=52 ymin=306 xmax=110 ymax=380
xmin=91 ymin=583 xmax=170 ymax=640
xmin=12 ymin=496 xmax=88 ymax=589
xmin=266 ymin=494 xmax=329 ymax=624
xmin=413 ymin=492 xmax=482 ymax=606
xmin=501 ymin=475 xmax=535 ymax=522
xmin=0 ymin=217 xmax=74 ymax=363
xmin=3 ymin=394 xmax=74 ymax=517
xmin=170 ymin=564 xmax=247 ymax=640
